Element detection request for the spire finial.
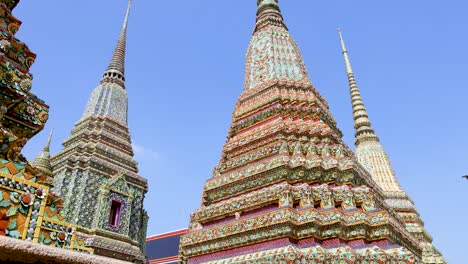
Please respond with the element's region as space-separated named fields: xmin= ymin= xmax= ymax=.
xmin=101 ymin=0 xmax=132 ymax=87
xmin=338 ymin=29 xmax=379 ymax=145
xmin=337 ymin=28 xmax=347 ymax=53
xmin=257 ymin=0 xmax=280 ymax=13
xmin=122 ymin=0 xmax=132 ymax=31
xmin=338 ymin=28 xmax=353 ymax=74
xmin=33 ymin=129 xmax=54 ymax=179
xmin=255 ymin=0 xmax=287 ymax=32
xmin=43 ymin=128 xmax=54 ymax=151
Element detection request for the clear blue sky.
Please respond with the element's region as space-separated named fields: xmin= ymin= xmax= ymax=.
xmin=15 ymin=0 xmax=467 ymax=262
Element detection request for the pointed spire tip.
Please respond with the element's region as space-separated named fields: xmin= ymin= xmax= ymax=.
xmin=338 ymin=28 xmax=347 ymax=53
xmin=123 ymin=0 xmax=132 ymax=31
xmin=44 ymin=128 xmax=54 ymax=151
xmin=101 ymin=0 xmax=132 ymax=87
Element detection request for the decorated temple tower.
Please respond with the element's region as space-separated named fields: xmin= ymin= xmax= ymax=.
xmin=179 ymin=1 xmax=428 ymax=263
xmin=50 ymin=0 xmax=148 ymax=262
xmin=337 ymin=29 xmax=446 ymax=264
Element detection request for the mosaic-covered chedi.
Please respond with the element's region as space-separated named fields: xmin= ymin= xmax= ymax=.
xmin=337 ymin=29 xmax=445 ymax=263
xmin=50 ymin=0 xmax=149 ymax=262
xmin=179 ymin=1 xmax=440 ymax=263
xmin=0 ymin=0 xmax=93 ymax=258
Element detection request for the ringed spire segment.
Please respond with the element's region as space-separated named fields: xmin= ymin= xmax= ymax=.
xmin=255 ymin=0 xmax=287 ymax=32
xmin=101 ymin=0 xmax=132 ymax=87
xmin=257 ymin=0 xmax=280 ymax=14
xmin=338 ymin=29 xmax=378 ymax=145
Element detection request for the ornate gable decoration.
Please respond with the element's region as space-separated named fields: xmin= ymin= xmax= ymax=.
xmin=104 ymin=172 xmax=131 ymax=198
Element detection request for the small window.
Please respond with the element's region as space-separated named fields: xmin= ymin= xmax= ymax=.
xmin=109 ymin=200 xmax=122 ymax=227
xmin=293 ymin=200 xmax=301 ymax=209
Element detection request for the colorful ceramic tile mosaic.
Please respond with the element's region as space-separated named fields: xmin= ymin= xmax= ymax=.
xmin=179 ymin=1 xmax=437 ymax=263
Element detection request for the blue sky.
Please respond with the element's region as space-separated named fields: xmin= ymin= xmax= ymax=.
xmin=14 ymin=0 xmax=467 ymax=262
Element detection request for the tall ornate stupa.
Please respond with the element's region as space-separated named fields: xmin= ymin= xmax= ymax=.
xmin=179 ymin=1 xmax=428 ymax=262
xmin=51 ymin=0 xmax=148 ymax=262
xmin=338 ymin=29 xmax=446 ymax=264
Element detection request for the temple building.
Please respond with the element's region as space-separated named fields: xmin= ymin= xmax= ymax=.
xmin=146 ymin=229 xmax=188 ymax=264
xmin=0 ymin=0 xmax=147 ymax=263
xmin=337 ymin=29 xmax=446 ymax=263
xmin=178 ymin=0 xmax=444 ymax=263
xmin=50 ymin=0 xmax=148 ymax=262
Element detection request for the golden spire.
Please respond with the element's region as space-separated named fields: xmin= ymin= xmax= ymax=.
xmin=101 ymin=0 xmax=132 ymax=87
xmin=338 ymin=29 xmax=379 ymax=145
